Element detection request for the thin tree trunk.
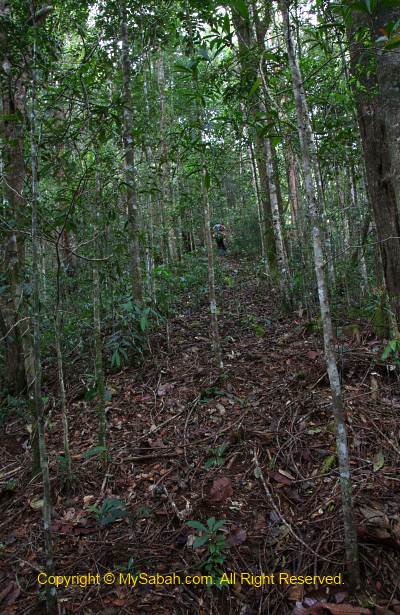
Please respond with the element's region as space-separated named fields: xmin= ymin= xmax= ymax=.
xmin=54 ymin=270 xmax=72 ymax=482
xmin=186 ymin=2 xmax=223 ymax=370
xmin=265 ymin=137 xmax=289 ymax=298
xmin=231 ymin=4 xmax=278 ymax=271
xmin=93 ymin=262 xmax=107 ymax=456
xmin=120 ymin=1 xmax=142 ymax=305
xmin=202 ymin=165 xmax=223 ymax=371
xmin=30 ymin=14 xmax=57 ymax=612
xmin=248 ymin=138 xmax=268 ymax=273
xmin=280 ymin=0 xmax=360 ymax=588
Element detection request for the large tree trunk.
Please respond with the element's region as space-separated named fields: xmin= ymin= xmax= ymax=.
xmin=0 ymin=1 xmax=27 ymax=393
xmin=348 ymin=8 xmax=400 ymax=329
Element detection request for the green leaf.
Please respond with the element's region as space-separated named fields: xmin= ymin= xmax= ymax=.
xmin=187 ymin=520 xmax=207 ymax=531
xmin=173 ymin=62 xmax=193 ymax=73
xmin=197 ymin=46 xmax=210 ymax=61
xmin=84 ymin=386 xmax=98 ymax=401
xmin=111 ymin=349 xmax=121 ymax=368
xmin=193 ymin=535 xmax=209 ymax=548
xmin=385 ymin=36 xmax=400 ymax=49
xmin=248 ymin=78 xmax=261 ymax=98
xmin=204 ymin=457 xmax=218 ymax=469
xmin=222 ymin=13 xmax=231 ymax=35
xmin=228 ymin=0 xmax=249 ymax=21
xmin=207 ymin=517 xmax=216 ymax=530
xmin=373 ymin=451 xmax=385 ymax=472
xmin=270 ymin=135 xmax=282 ymax=147
xmin=321 ymin=454 xmax=336 ymax=474
xmin=83 ymin=445 xmax=107 ymax=459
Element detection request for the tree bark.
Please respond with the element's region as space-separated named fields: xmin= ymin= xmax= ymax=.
xmin=280 ymin=0 xmax=360 ymax=588
xmin=348 ymin=7 xmax=400 ymax=329
xmin=120 ymin=0 xmax=142 ymax=305
xmin=29 ymin=13 xmax=57 ymax=611
xmin=0 ymin=0 xmax=27 ymax=393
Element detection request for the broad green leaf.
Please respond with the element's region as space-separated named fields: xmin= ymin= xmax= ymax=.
xmin=228 ymin=0 xmax=249 ymax=21
xmin=207 ymin=516 xmax=216 ymax=529
xmin=385 ymin=36 xmax=400 ymax=50
xmin=187 ymin=520 xmax=207 ymax=531
xmin=84 ymin=445 xmax=107 ymax=459
xmin=84 ymin=386 xmax=98 ymax=401
xmin=193 ymin=534 xmax=209 ymax=548
xmin=197 ymin=46 xmax=210 ymax=61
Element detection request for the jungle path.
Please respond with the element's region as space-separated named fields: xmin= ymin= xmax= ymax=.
xmin=1 ymin=258 xmax=400 ymax=615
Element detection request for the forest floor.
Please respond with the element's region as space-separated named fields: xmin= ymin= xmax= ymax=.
xmin=1 ymin=258 xmax=400 ymax=615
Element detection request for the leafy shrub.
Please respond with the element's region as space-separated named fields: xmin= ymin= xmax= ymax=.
xmin=187 ymin=517 xmax=226 ymax=578
xmin=89 ymin=498 xmax=129 ymax=526
xmin=105 ymin=300 xmax=161 ymax=368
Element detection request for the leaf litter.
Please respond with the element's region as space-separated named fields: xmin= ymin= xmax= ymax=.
xmin=0 ymin=259 xmax=399 ymax=614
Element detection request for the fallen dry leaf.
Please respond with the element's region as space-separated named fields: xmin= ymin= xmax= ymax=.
xmin=269 ymin=470 xmax=293 ymax=485
xmin=288 ymin=584 xmax=304 ymax=602
xmin=227 ymin=526 xmax=247 ymax=546
xmin=209 ymin=476 xmax=233 ymax=503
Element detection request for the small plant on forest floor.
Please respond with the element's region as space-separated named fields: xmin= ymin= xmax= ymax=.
xmin=204 ymin=443 xmax=229 ymax=469
xmin=223 ymin=274 xmax=235 ymax=288
xmin=116 ymin=556 xmax=137 ymax=574
xmin=105 ymin=301 xmax=161 ymax=369
xmin=88 ymin=498 xmax=128 ymax=526
xmin=241 ymin=314 xmax=266 ymax=337
xmin=381 ymin=339 xmax=400 ymax=368
xmin=57 ymin=454 xmax=74 ymax=481
xmin=187 ymin=518 xmax=226 ymax=579
xmin=199 ymin=386 xmax=225 ymax=402
xmin=83 ymin=445 xmax=108 ymax=461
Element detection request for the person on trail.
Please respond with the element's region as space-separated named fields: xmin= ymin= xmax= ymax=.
xmin=213 ymin=223 xmax=227 ymax=256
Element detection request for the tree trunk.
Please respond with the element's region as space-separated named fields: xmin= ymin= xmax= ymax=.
xmin=93 ymin=262 xmax=107 ymax=457
xmin=54 ymin=278 xmax=72 ymax=482
xmin=280 ymin=0 xmax=360 ymax=588
xmin=120 ymin=1 xmax=142 ymax=305
xmin=231 ymin=4 xmax=278 ymax=272
xmin=29 ymin=14 xmax=57 ymax=611
xmin=348 ymin=8 xmax=400 ymax=329
xmin=265 ymin=137 xmax=289 ymax=298
xmin=248 ymin=137 xmax=268 ymax=273
xmin=0 ymin=1 xmax=27 ymax=394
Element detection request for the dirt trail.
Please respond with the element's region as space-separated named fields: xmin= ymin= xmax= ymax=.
xmin=1 ymin=258 xmax=400 ymax=615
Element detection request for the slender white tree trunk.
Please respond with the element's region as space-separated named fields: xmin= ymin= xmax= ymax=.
xmin=280 ymin=0 xmax=360 ymax=588
xmin=265 ymin=137 xmax=289 ymax=297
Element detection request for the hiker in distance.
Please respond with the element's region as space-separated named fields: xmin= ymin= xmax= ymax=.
xmin=213 ymin=223 xmax=227 ymax=255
